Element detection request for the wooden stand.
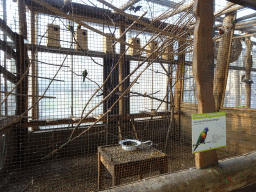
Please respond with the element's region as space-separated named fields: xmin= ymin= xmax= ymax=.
xmin=98 ymin=145 xmax=168 ymax=190
xmin=192 ymin=0 xmax=218 ymax=169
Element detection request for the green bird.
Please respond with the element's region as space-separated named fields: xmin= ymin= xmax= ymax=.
xmin=82 ymin=70 xmax=88 ymax=82
xmin=194 ymin=127 xmax=209 ymax=151
xmin=68 ymin=24 xmax=75 ymax=33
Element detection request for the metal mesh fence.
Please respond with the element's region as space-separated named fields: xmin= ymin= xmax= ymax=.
xmin=0 ymin=0 xmax=256 ymax=191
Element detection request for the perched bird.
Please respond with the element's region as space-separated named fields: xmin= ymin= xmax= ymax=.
xmin=68 ymin=24 xmax=74 ymax=33
xmin=134 ymin=6 xmax=142 ymax=13
xmin=82 ymin=69 xmax=88 ymax=82
xmin=241 ymin=74 xmax=253 ymax=84
xmin=218 ymin=29 xmax=224 ymax=35
xmin=194 ymin=127 xmax=209 ymax=151
xmin=128 ymin=5 xmax=142 ymax=13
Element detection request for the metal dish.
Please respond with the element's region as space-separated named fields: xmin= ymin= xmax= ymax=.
xmin=119 ymin=139 xmax=152 ymax=151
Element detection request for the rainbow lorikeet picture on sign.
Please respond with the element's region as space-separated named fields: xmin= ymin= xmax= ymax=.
xmin=193 ymin=127 xmax=209 ymax=152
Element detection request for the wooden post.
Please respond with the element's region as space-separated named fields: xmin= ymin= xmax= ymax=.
xmin=234 ymin=62 xmax=241 ymax=107
xmin=98 ymin=152 xmax=104 ymax=190
xmin=174 ymin=41 xmax=185 ymax=109
xmin=13 ymin=0 xmax=29 ymax=168
xmin=166 ymin=64 xmax=171 ymax=111
xmin=213 ymin=12 xmax=235 ymax=111
xmin=31 ymin=10 xmax=38 ymax=130
xmin=192 ymin=0 xmax=218 ymax=169
xmin=165 ymin=44 xmax=174 ymax=111
xmin=3 ymin=0 xmax=7 ymax=116
xmin=103 ymin=53 xmax=119 ymax=115
xmin=174 ymin=40 xmax=185 ymax=139
xmin=119 ymin=24 xmax=126 ymax=116
xmin=244 ymin=36 xmax=252 ymax=108
xmin=220 ymin=14 xmax=236 ymax=109
xmin=18 ymin=0 xmax=27 ymax=39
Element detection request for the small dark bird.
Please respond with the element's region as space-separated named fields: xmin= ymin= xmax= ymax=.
xmin=134 ymin=6 xmax=142 ymax=13
xmin=82 ymin=69 xmax=88 ymax=82
xmin=129 ymin=5 xmax=142 ymax=13
xmin=241 ymin=74 xmax=253 ymax=84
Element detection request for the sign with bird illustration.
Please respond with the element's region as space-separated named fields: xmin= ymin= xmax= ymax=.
xmin=192 ymin=112 xmax=226 ymax=153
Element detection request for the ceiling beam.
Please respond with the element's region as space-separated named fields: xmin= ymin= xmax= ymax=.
xmin=118 ymin=0 xmax=179 ymax=12
xmin=118 ymin=0 xmax=141 ymax=11
xmin=25 ymin=0 xmax=176 ymax=34
xmin=236 ymin=12 xmax=256 ymax=22
xmin=235 ymin=23 xmax=256 ymax=30
xmin=215 ymin=4 xmax=244 ymax=17
xmin=227 ymin=0 xmax=256 ymax=10
xmin=214 ymin=2 xmax=236 ymax=18
xmin=236 ymin=19 xmax=256 ymax=27
xmin=146 ymin=0 xmax=178 ymax=8
xmin=246 ymin=28 xmax=256 ymax=32
xmin=192 ymin=4 xmax=244 ymax=30
xmin=157 ymin=1 xmax=194 ymax=20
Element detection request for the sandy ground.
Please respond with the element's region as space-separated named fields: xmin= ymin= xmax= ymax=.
xmin=0 ymin=145 xmax=240 ymax=192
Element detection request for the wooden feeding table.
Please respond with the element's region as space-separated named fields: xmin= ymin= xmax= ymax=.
xmin=98 ymin=145 xmax=168 ymax=190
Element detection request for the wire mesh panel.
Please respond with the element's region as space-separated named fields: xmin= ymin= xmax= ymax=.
xmin=0 ymin=0 xmax=256 ymax=191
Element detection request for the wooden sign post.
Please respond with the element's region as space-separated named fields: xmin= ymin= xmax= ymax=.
xmin=192 ymin=0 xmax=218 ymax=169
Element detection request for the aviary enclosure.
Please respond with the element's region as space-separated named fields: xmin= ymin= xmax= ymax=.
xmin=0 ymin=0 xmax=256 ymax=191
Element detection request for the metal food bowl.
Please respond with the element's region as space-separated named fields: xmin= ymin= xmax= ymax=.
xmin=119 ymin=139 xmax=152 ymax=151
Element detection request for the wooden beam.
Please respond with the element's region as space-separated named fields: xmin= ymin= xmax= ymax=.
xmin=244 ymin=36 xmax=252 ymax=108
xmin=214 ymin=13 xmax=235 ymax=111
xmin=26 ymin=44 xmax=182 ymax=66
xmin=18 ymin=0 xmax=27 ymax=39
xmin=245 ymin=28 xmax=256 ymax=33
xmin=147 ymin=0 xmax=178 ymax=8
xmin=236 ymin=19 xmax=256 ymax=27
xmin=118 ymin=24 xmax=130 ymax=116
xmin=234 ymin=69 xmax=241 ymax=107
xmin=31 ymin=10 xmax=38 ymax=130
xmin=232 ymin=33 xmax=256 ymax=38
xmin=236 ymin=12 xmax=256 ymax=22
xmin=0 ymin=18 xmax=17 ymax=41
xmin=3 ymin=0 xmax=7 ymax=117
xmin=217 ymin=4 xmax=243 ymax=17
xmin=174 ymin=41 xmax=185 ymax=109
xmin=0 ymin=40 xmax=16 ymax=59
xmin=12 ymin=0 xmax=29 ymax=168
xmin=191 ymin=3 xmax=243 ymax=30
xmin=118 ymin=0 xmax=141 ymax=11
xmin=25 ymin=0 xmax=177 ymax=35
xmin=0 ymin=65 xmax=18 ymax=84
xmin=192 ymin=0 xmax=218 ymax=169
xmin=157 ymin=1 xmax=193 ymax=20
xmin=235 ymin=23 xmax=256 ymax=30
xmin=22 ymin=111 xmax=175 ymax=128
xmin=119 ymin=23 xmax=126 ymax=116
xmin=214 ymin=2 xmax=235 ymax=18
xmin=227 ymin=0 xmax=256 ymax=10
xmin=0 ymin=91 xmax=55 ymax=98
xmin=220 ymin=27 xmax=236 ymax=109
xmin=174 ymin=40 xmax=185 ymax=142
xmin=96 ymin=0 xmax=189 ymax=42
xmin=130 ymin=91 xmax=173 ymax=104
